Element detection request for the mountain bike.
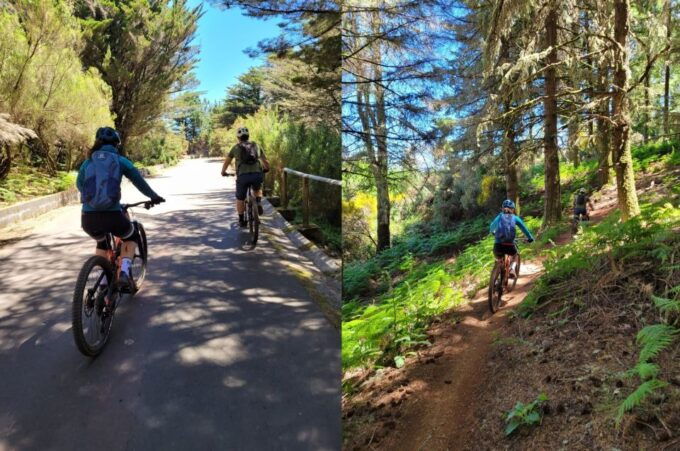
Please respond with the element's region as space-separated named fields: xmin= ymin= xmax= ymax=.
xmin=72 ymin=201 xmax=155 ymax=357
xmin=488 ymin=241 xmax=525 ymax=313
xmin=571 ymin=209 xmax=590 ymax=234
xmin=224 ymin=173 xmax=259 ymax=246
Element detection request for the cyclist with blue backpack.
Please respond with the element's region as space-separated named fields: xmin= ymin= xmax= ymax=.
xmin=77 ymin=127 xmax=165 ymax=291
xmin=220 ymin=127 xmax=270 ymax=227
xmin=490 ymin=200 xmax=534 ymax=278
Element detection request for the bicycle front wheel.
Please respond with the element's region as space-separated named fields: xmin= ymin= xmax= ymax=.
xmin=488 ymin=263 xmax=503 ymax=313
xmin=72 ymin=256 xmax=114 ymax=357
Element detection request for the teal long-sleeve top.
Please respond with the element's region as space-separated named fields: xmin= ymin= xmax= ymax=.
xmin=489 ymin=213 xmax=535 ymax=243
xmin=76 ymin=145 xmax=158 ymax=212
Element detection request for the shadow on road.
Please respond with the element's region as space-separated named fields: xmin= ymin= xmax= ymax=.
xmin=0 ymin=174 xmax=339 ymax=450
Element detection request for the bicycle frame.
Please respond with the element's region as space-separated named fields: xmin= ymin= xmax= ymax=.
xmin=494 ymin=253 xmax=513 ymax=289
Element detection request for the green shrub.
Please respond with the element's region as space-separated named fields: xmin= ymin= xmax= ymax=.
xmin=342 ymin=261 xmax=464 ymax=370
xmin=505 ymin=393 xmax=549 ymax=436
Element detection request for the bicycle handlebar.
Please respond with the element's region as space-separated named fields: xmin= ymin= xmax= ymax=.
xmin=222 ymin=173 xmax=235 ymax=177
xmin=122 ymin=200 xmax=160 ymax=210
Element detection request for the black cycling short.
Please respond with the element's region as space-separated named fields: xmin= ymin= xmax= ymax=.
xmin=82 ymin=211 xmax=138 ymax=250
xmin=493 ymin=242 xmax=517 ymax=257
xmin=235 ymin=172 xmax=264 ymax=201
xmin=574 ymin=206 xmax=587 ymax=218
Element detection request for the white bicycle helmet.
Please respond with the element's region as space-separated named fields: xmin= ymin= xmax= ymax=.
xmin=236 ymin=127 xmax=249 ymax=139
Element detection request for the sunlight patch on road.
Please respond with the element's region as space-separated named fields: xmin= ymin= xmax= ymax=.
xmin=249 ymin=294 xmax=308 ymax=308
xmin=306 ymin=378 xmax=338 ymax=396
xmin=148 ymin=304 xmax=238 ymax=328
xmin=176 ymin=335 xmax=245 ymax=366
xmin=223 ymin=375 xmax=246 ymax=388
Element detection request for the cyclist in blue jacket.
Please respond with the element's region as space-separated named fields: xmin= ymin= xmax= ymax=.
xmin=490 ymin=200 xmax=534 ymax=278
xmin=76 ymin=127 xmax=164 ymax=291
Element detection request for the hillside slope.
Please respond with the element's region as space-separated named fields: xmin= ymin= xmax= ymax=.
xmin=343 ymin=168 xmax=680 ymax=450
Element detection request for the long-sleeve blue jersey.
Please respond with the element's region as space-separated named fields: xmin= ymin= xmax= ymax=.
xmin=76 ymin=145 xmax=158 ymax=212
xmin=489 ymin=213 xmax=535 ymax=243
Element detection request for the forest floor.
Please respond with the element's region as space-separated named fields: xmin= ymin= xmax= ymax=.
xmin=343 ymin=169 xmax=680 ymax=450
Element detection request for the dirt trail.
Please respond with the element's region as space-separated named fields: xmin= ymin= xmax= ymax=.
xmin=345 ymin=187 xmax=620 ymax=450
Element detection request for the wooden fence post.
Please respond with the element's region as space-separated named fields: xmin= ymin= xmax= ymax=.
xmin=302 ymin=176 xmax=310 ymax=228
xmin=282 ymin=170 xmax=288 ymax=209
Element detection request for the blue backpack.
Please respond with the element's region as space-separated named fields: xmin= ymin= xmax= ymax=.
xmin=81 ymin=150 xmax=121 ymax=210
xmin=495 ymin=213 xmax=516 ymax=243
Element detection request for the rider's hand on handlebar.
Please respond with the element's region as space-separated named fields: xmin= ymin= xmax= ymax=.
xmin=150 ymin=195 xmax=165 ymax=207
xmin=222 ymin=172 xmax=235 ymax=177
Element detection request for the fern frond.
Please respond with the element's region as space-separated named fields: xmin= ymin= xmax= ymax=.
xmin=616 ymin=379 xmax=668 ymax=424
xmin=632 ymin=362 xmax=661 ymax=380
xmin=637 ymin=324 xmax=679 ymax=362
xmin=652 ymin=295 xmax=680 ymax=314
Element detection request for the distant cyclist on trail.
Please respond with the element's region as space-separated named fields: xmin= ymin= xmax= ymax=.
xmin=220 ymin=127 xmax=270 ymax=228
xmin=77 ymin=127 xmax=165 ymax=292
xmin=573 ymin=188 xmax=595 ymax=222
xmin=490 ymin=200 xmax=535 ymax=279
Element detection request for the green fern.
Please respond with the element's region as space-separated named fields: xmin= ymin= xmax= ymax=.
xmin=625 ymin=362 xmax=661 ymax=380
xmin=652 ymin=294 xmax=680 ymax=314
xmin=616 ymin=379 xmax=668 ymax=423
xmin=636 ymin=324 xmax=679 ymax=363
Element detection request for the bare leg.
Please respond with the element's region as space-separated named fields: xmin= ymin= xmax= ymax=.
xmin=121 ymin=241 xmax=136 ymax=259
xmin=236 ymin=200 xmax=245 ymax=214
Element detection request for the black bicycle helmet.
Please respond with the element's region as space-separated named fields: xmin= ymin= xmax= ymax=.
xmin=236 ymin=127 xmax=249 ymax=141
xmin=95 ymin=127 xmax=121 ymax=146
xmin=502 ymin=199 xmax=516 ymax=210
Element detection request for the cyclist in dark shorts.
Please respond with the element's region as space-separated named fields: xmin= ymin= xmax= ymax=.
xmin=573 ymin=188 xmax=595 ymax=221
xmin=220 ymin=127 xmax=270 ymax=227
xmin=490 ymin=200 xmax=534 ymax=278
xmin=76 ymin=127 xmax=164 ymax=291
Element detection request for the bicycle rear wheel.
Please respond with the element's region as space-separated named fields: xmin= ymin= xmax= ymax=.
xmin=72 ymin=256 xmax=115 ymax=357
xmin=132 ymin=221 xmax=148 ymax=292
xmin=508 ymin=253 xmax=521 ymax=292
xmin=249 ymin=196 xmax=259 ymax=245
xmin=488 ymin=263 xmax=504 ymax=313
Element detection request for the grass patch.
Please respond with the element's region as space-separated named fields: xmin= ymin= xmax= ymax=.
xmin=342 ymin=215 xmax=545 ymax=372
xmin=0 ymin=166 xmax=76 ymax=206
xmin=343 ymin=217 xmax=489 ymax=299
xmin=519 ymin=200 xmax=680 ymax=317
xmin=342 ymin=260 xmax=464 ymax=370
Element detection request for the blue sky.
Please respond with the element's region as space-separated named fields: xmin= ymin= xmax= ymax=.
xmin=188 ymin=1 xmax=280 ymax=104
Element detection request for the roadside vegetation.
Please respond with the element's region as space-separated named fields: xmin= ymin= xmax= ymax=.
xmin=0 ymin=0 xmax=203 ymax=206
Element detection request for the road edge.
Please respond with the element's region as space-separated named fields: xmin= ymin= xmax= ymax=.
xmin=261 ymin=198 xmax=341 ymax=329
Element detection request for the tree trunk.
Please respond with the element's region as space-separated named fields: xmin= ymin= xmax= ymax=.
xmin=543 ymin=7 xmax=562 ymax=226
xmin=373 ymin=78 xmax=391 ymax=251
xmin=596 ymin=66 xmax=611 ymax=187
xmin=612 ymin=0 xmax=641 ymax=220
xmin=644 ymin=61 xmax=650 ymax=143
xmin=503 ymin=118 xmax=520 ymax=214
xmin=0 ymin=145 xmax=11 ymax=180
xmin=568 ymin=120 xmax=579 ymax=167
xmin=355 ymin=13 xmax=391 ymax=253
xmin=663 ymin=0 xmax=671 ymax=137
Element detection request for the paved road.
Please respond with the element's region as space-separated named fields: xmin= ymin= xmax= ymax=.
xmin=0 ymin=158 xmax=340 ymax=450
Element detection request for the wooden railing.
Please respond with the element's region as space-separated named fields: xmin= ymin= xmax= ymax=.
xmin=281 ymin=168 xmax=341 ymax=228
